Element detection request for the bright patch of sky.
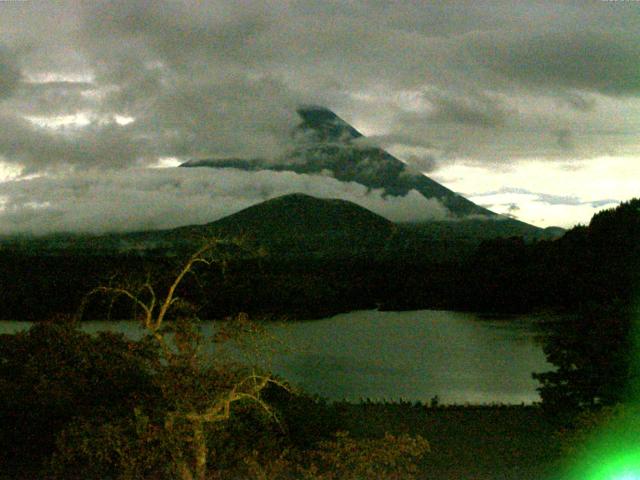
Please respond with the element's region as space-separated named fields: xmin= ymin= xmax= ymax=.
xmin=25 ymin=72 xmax=95 ymax=84
xmin=114 ymin=115 xmax=135 ymax=125
xmin=151 ymin=157 xmax=183 ymax=168
xmin=26 ymin=113 xmax=135 ymax=129
xmin=432 ymin=155 xmax=639 ymax=228
xmin=26 ymin=113 xmax=92 ymax=129
xmin=0 ymin=161 xmax=22 ymax=182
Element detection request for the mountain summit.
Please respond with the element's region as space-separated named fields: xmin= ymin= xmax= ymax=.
xmin=182 ymin=107 xmax=537 ymax=230
xmin=295 ymin=105 xmax=363 ymax=143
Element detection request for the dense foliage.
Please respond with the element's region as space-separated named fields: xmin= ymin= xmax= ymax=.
xmin=0 ymin=321 xmax=160 ymax=476
xmin=0 ymin=319 xmax=432 ymax=479
xmin=533 ymin=303 xmax=635 ymax=420
xmin=463 ymin=198 xmax=640 ymax=312
xmin=530 ymin=200 xmax=640 ymax=420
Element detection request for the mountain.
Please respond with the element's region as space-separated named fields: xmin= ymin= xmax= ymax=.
xmin=167 ymin=193 xmax=397 ymax=257
xmin=182 ymin=106 xmax=537 ymax=228
xmin=1 ymin=107 xmax=561 ymax=258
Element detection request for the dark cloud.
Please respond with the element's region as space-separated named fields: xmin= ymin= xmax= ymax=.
xmin=80 ymin=0 xmax=272 ymax=70
xmin=555 ymin=129 xmax=574 ymax=151
xmin=0 ymin=113 xmax=147 ymax=172
xmin=11 ymin=80 xmax=94 ymax=116
xmin=0 ymin=47 xmax=21 ymax=99
xmin=559 ymin=92 xmax=596 ymax=112
xmin=424 ymin=91 xmax=514 ymax=128
xmin=466 ymin=29 xmax=640 ymax=96
xmin=406 ymin=155 xmax=438 ymax=174
xmin=136 ymin=76 xmax=300 ymax=160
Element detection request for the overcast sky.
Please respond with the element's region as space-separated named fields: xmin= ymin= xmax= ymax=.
xmin=0 ymin=0 xmax=638 ymax=233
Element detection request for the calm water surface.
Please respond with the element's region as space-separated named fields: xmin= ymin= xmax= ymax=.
xmin=1 ymin=309 xmax=553 ymax=404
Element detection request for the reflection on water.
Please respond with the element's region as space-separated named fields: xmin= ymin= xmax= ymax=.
xmin=0 ymin=309 xmax=554 ymax=404
xmin=260 ymin=310 xmax=553 ymax=404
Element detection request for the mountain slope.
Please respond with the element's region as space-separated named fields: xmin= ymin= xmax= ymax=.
xmin=182 ymin=106 xmax=536 ymax=228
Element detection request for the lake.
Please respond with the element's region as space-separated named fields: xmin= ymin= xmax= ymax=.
xmin=0 ymin=309 xmax=553 ymax=404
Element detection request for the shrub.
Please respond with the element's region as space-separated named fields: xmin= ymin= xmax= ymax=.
xmin=0 ymin=321 xmax=159 ymax=475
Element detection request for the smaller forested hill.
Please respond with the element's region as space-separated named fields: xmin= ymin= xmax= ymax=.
xmin=169 ymin=193 xmax=397 ymax=258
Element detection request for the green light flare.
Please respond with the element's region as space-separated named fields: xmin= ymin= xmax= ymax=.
xmin=580 ymin=450 xmax=640 ymax=480
xmin=561 ymin=409 xmax=640 ymax=480
xmin=612 ymin=474 xmax=640 ymax=480
xmin=563 ymin=302 xmax=640 ymax=480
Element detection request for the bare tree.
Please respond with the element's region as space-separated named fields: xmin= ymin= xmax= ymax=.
xmin=82 ymin=240 xmax=287 ymax=480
